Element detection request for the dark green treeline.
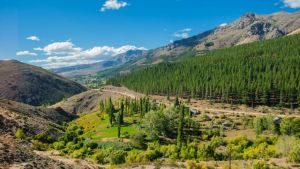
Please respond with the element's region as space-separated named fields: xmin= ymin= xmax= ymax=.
xmin=109 ymin=34 xmax=300 ymax=108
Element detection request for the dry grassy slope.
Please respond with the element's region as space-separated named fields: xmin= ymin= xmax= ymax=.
xmin=0 ymin=99 xmax=76 ymax=137
xmin=0 ymin=135 xmax=102 ymax=169
xmin=0 ymin=60 xmax=87 ymax=106
xmin=0 ymin=99 xmax=94 ymax=169
xmin=288 ymin=28 xmax=300 ymax=35
xmin=51 ymin=86 xmax=144 ymax=114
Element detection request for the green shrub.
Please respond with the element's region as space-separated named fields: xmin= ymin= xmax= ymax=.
xmin=32 ymin=140 xmax=49 ymax=151
xmin=252 ymin=160 xmax=269 ymax=169
xmin=92 ymin=150 xmax=109 ymax=164
xmin=34 ymin=132 xmax=55 ymax=143
xmin=160 ymin=144 xmax=179 ymax=160
xmin=130 ymin=132 xmax=147 ymax=149
xmin=53 ymin=141 xmax=65 ymax=150
xmin=108 ymin=150 xmax=127 ymax=165
xmin=15 ymin=128 xmax=25 ymax=139
xmin=186 ymin=160 xmax=208 ymax=169
xmin=85 ymin=141 xmax=98 ymax=149
xmin=70 ymin=147 xmax=88 ymax=159
xmin=243 ymin=143 xmax=275 ymax=159
xmin=288 ymin=142 xmax=300 ymax=163
xmin=126 ymin=150 xmax=146 ymax=163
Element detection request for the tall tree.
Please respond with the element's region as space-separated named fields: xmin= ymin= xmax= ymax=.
xmin=177 ymin=105 xmax=185 ymax=148
xmin=120 ymin=99 xmax=124 ymax=124
xmin=108 ymin=97 xmax=114 ymax=126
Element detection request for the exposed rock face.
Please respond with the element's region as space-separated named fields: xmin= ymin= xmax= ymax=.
xmin=0 ymin=60 xmax=87 ymax=106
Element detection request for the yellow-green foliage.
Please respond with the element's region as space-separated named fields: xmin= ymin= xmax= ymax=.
xmin=186 ymin=160 xmax=208 ymax=169
xmin=243 ymin=143 xmax=276 ymax=159
xmin=221 ymin=164 xmax=239 ymax=169
xmin=69 ymin=112 xmax=138 ymax=140
xmin=15 ymin=128 xmax=25 ymax=139
xmin=252 ymin=160 xmax=270 ymax=169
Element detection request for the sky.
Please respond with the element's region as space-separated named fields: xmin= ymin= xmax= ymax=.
xmin=0 ymin=0 xmax=300 ymax=68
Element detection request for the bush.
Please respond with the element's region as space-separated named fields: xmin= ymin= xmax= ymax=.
xmin=53 ymin=141 xmax=65 ymax=150
xmin=125 ymin=150 xmax=146 ymax=163
xmin=85 ymin=141 xmax=98 ymax=149
xmin=252 ymin=160 xmax=269 ymax=169
xmin=34 ymin=132 xmax=55 ymax=143
xmin=92 ymin=150 xmax=108 ymax=164
xmin=32 ymin=140 xmax=49 ymax=151
xmin=109 ymin=150 xmax=127 ymax=165
xmin=70 ymin=148 xmax=87 ymax=159
xmin=130 ymin=132 xmax=147 ymax=149
xmin=243 ymin=143 xmax=276 ymax=159
xmin=160 ymin=144 xmax=179 ymax=160
xmin=186 ymin=160 xmax=208 ymax=169
xmin=15 ymin=128 xmax=25 ymax=139
xmin=145 ymin=149 xmax=162 ymax=161
xmin=276 ymin=136 xmax=297 ymax=157
xmin=288 ymin=142 xmax=300 ymax=163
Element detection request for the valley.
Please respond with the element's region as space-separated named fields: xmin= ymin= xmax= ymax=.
xmin=1 ymin=5 xmax=300 ymax=169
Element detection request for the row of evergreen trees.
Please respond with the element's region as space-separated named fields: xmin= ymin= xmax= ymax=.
xmin=109 ymin=34 xmax=300 ymax=108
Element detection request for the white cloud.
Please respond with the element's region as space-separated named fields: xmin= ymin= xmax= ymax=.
xmin=173 ymin=28 xmax=192 ymax=39
xmin=282 ymin=0 xmax=300 ymax=8
xmin=34 ymin=41 xmax=82 ymax=55
xmin=16 ymin=51 xmax=37 ymax=56
xmin=30 ymin=41 xmax=147 ymax=68
xmin=26 ymin=36 xmax=40 ymax=41
xmin=219 ymin=23 xmax=228 ymax=27
xmin=101 ymin=0 xmax=128 ymax=12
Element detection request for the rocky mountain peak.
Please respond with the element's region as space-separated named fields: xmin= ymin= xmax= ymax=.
xmin=235 ymin=13 xmax=258 ymax=29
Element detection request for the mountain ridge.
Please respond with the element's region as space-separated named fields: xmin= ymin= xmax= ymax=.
xmin=0 ymin=60 xmax=87 ymax=106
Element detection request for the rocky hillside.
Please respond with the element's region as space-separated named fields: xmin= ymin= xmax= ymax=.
xmin=0 ymin=99 xmax=102 ymax=168
xmin=98 ymin=11 xmax=300 ymax=77
xmin=0 ymin=60 xmax=87 ymax=106
xmin=142 ymin=11 xmax=300 ymax=63
xmin=0 ymin=99 xmax=76 ymax=137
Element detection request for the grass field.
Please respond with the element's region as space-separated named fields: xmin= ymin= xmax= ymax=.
xmin=69 ymin=112 xmax=139 ymax=141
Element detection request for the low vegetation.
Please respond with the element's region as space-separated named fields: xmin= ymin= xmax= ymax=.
xmin=22 ymin=96 xmax=300 ymax=168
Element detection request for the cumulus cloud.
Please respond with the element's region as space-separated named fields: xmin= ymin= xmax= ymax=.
xmin=173 ymin=28 xmax=192 ymax=39
xmin=101 ymin=0 xmax=128 ymax=12
xmin=16 ymin=51 xmax=37 ymax=56
xmin=30 ymin=41 xmax=147 ymax=68
xmin=282 ymin=0 xmax=300 ymax=8
xmin=219 ymin=23 xmax=228 ymax=27
xmin=26 ymin=36 xmax=40 ymax=41
xmin=34 ymin=41 xmax=81 ymax=55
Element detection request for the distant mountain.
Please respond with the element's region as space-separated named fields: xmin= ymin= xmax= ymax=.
xmin=0 ymin=60 xmax=87 ymax=106
xmin=98 ymin=11 xmax=300 ymax=77
xmin=51 ymin=49 xmax=146 ymax=77
xmin=110 ymin=33 xmax=300 ymax=108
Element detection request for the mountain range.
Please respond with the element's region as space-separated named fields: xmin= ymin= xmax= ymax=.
xmin=52 ymin=11 xmax=300 ymax=79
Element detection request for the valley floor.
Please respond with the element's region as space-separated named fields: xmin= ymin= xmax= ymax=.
xmin=102 ymin=85 xmax=300 ymax=118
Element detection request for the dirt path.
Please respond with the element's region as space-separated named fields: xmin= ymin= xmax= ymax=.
xmin=102 ymin=86 xmax=300 ymax=118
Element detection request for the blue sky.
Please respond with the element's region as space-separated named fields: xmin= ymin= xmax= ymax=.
xmin=0 ymin=0 xmax=300 ymax=68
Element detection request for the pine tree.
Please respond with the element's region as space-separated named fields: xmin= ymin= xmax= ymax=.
xmin=177 ymin=105 xmax=185 ymax=148
xmin=108 ymin=97 xmax=114 ymax=126
xmin=120 ymin=99 xmax=124 ymax=124
xmin=117 ymin=112 xmax=122 ymax=138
